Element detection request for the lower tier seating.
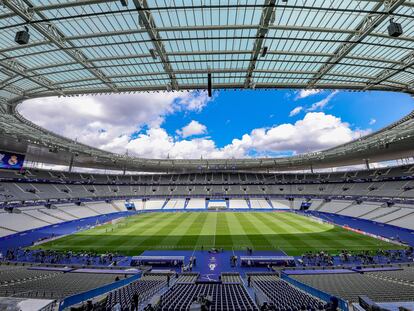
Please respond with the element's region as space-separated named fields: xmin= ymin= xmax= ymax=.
xmin=160 ymin=283 xmax=259 ymax=311
xmin=0 ymin=202 xmax=127 ymax=237
xmin=249 ymin=273 xmax=323 ymax=310
xmin=292 ymin=272 xmax=414 ymax=303
xmin=0 ymin=264 xmax=125 ymax=300
xmin=105 ymin=273 xmax=170 ymax=310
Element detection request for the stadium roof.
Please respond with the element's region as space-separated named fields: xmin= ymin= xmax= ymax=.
xmin=0 ymin=0 xmax=413 ymax=172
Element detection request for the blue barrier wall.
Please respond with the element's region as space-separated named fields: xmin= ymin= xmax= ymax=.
xmin=281 ymin=272 xmax=349 ymax=311
xmin=59 ymin=273 xmax=140 ymax=310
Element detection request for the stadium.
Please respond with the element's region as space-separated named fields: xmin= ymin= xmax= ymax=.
xmin=0 ymin=0 xmax=414 ymax=310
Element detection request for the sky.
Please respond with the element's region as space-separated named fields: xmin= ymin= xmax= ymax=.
xmin=18 ymin=89 xmax=414 ymax=159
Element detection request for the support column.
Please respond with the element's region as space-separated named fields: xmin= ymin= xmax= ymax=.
xmin=68 ymin=153 xmax=75 ymax=172
xmin=365 ymin=159 xmax=370 ymax=170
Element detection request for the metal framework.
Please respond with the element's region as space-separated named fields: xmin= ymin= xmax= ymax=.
xmin=0 ymin=0 xmax=413 ymax=172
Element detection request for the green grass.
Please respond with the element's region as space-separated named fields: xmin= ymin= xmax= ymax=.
xmin=32 ymin=212 xmax=404 ymax=256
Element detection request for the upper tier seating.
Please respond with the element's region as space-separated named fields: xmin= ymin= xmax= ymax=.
xmin=2 ymin=177 xmax=414 ymax=201
xmin=2 ymin=164 xmax=413 ymax=185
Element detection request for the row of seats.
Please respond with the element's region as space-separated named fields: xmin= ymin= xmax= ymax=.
xmin=0 ymin=264 xmax=125 ymax=300
xmin=105 ymin=273 xmax=170 ymax=309
xmin=0 ymin=201 xmax=126 ymax=237
xmin=292 ymin=272 xmax=414 ymax=303
xmin=307 ymin=200 xmax=414 ymax=230
xmin=159 ymin=283 xmax=259 ymax=311
xmin=250 ymin=273 xmax=323 ymax=311
xmin=2 ymin=164 xmax=412 ymax=184
xmin=2 ymin=180 xmax=414 ymax=201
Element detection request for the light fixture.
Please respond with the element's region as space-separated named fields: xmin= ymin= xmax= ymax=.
xmin=261 ymin=46 xmax=268 ymax=57
xmin=15 ymin=26 xmax=30 ymax=45
xmin=149 ymin=49 xmax=157 ymax=59
xmin=388 ymin=18 xmax=403 ymax=37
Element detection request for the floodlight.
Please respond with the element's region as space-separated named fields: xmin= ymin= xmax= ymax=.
xmin=388 ymin=19 xmax=403 ymax=37
xmin=15 ymin=26 xmax=30 ymax=45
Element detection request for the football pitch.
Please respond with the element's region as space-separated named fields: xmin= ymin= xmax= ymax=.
xmin=35 ymin=212 xmax=403 ymax=256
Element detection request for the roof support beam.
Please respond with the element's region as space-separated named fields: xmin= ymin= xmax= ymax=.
xmin=47 ymin=68 xmax=403 ymax=87
xmin=25 ymin=49 xmax=401 ymax=74
xmin=307 ymin=0 xmax=406 ymax=88
xmin=3 ymin=24 xmax=414 ymax=55
xmin=364 ymin=50 xmax=414 ymax=92
xmin=2 ymin=0 xmax=118 ymax=92
xmin=0 ymin=0 xmax=117 ymax=20
xmin=244 ymin=0 xmax=276 ymax=88
xmin=132 ymin=0 xmax=178 ymax=90
xmin=24 ymin=82 xmax=400 ymax=100
xmin=0 ymin=58 xmax=63 ymax=95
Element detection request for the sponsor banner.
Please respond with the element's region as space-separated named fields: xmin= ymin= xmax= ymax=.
xmin=342 ymin=225 xmax=405 ymax=246
xmin=111 ymin=218 xmax=123 ymax=225
xmin=0 ymin=151 xmax=25 ymax=169
xmin=302 ymin=212 xmax=406 ymax=246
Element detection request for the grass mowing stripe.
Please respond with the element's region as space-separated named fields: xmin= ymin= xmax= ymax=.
xmin=215 ymin=212 xmax=233 ymax=249
xmin=286 ymin=213 xmax=394 ymax=249
xmin=256 ymin=212 xmax=316 ymax=254
xmin=52 ymin=212 xmax=166 ymax=248
xmin=157 ymin=213 xmax=200 ymax=250
xmin=137 ymin=212 xmax=191 ymax=249
xmin=195 ymin=212 xmax=216 ymax=249
xmin=249 ymin=212 xmax=296 ymax=251
xmin=33 ymin=211 xmax=403 ymax=256
xmin=84 ymin=212 xmax=180 ymax=254
xmin=225 ymin=212 xmax=255 ymax=249
xmin=176 ymin=212 xmax=209 ymax=249
xmin=235 ymin=212 xmax=274 ymax=250
xmin=281 ymin=213 xmax=395 ymax=253
xmin=271 ymin=212 xmax=351 ymax=252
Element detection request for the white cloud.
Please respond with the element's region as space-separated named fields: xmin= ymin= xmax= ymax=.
xmin=174 ymin=91 xmax=212 ymax=112
xmin=18 ymin=92 xmax=368 ymax=159
xmin=296 ymin=89 xmax=321 ymax=99
xmin=369 ymin=118 xmax=377 ymax=125
xmin=100 ymin=112 xmax=370 ymax=159
xmin=177 ymin=120 xmax=207 ymax=138
xmin=289 ymin=106 xmax=303 ymax=117
xmin=307 ymin=91 xmax=338 ymax=111
xmin=18 ymin=91 xmax=212 ymax=150
xmin=223 ymin=112 xmax=369 ymax=155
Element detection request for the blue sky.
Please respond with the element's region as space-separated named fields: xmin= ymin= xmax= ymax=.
xmin=163 ymin=90 xmax=413 ymax=148
xmin=19 ymin=89 xmax=414 ymax=159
